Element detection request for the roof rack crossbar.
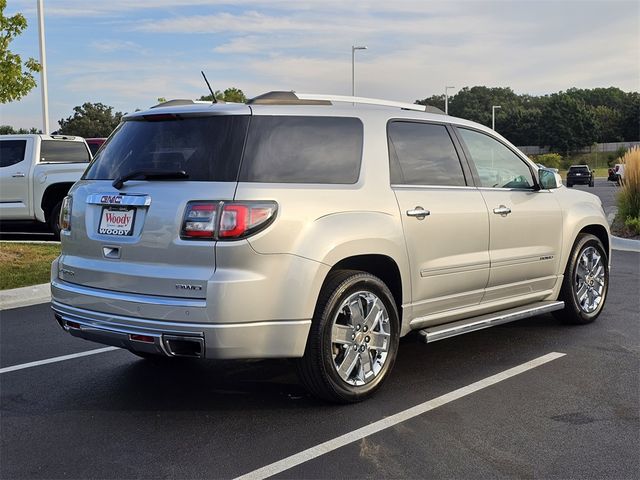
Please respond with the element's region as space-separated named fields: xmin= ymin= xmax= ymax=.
xmin=294 ymin=93 xmax=427 ymax=112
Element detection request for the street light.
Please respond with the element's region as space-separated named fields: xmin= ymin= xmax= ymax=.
xmin=351 ymin=45 xmax=367 ymax=98
xmin=445 ymin=86 xmax=455 ymax=115
xmin=37 ymin=0 xmax=50 ymax=134
xmin=492 ymin=105 xmax=502 ymax=131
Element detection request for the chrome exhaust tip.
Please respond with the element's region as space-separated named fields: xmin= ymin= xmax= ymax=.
xmin=162 ymin=335 xmax=204 ymax=358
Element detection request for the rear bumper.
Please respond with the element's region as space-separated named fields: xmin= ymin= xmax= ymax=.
xmin=51 ymin=301 xmax=311 ymax=359
xmin=567 ymin=176 xmax=592 ymax=184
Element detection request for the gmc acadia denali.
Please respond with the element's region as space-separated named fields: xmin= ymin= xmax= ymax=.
xmin=51 ymin=92 xmax=610 ymax=402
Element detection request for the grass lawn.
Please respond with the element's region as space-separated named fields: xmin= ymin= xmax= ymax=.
xmin=0 ymin=242 xmax=60 ymax=290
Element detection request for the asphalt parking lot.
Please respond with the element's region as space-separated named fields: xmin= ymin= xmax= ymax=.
xmin=1 ymin=178 xmax=638 ymax=479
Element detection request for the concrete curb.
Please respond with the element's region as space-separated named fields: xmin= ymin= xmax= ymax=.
xmin=611 ymin=235 xmax=640 ymax=253
xmin=0 ymin=283 xmax=51 ymax=311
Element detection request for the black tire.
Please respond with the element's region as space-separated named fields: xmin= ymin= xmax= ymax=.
xmin=567 ymin=182 xmax=573 ymax=188
xmin=589 ymin=179 xmax=594 ymax=187
xmin=48 ymin=200 xmax=62 ymax=239
xmin=297 ymin=270 xmax=400 ymax=403
xmin=554 ymin=233 xmax=608 ymax=325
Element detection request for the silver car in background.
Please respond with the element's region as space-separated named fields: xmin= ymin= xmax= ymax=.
xmin=51 ymin=92 xmax=610 ymax=403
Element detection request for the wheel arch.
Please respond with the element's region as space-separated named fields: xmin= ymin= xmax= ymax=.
xmin=41 ymin=182 xmax=73 ymax=221
xmin=578 ymin=224 xmax=610 ymax=258
xmin=321 ymin=254 xmax=405 ymax=333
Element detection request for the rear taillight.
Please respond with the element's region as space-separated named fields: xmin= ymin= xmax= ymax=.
xmin=60 ymin=196 xmax=72 ymax=231
xmin=181 ymin=201 xmax=277 ymax=240
xmin=181 ymin=202 xmax=218 ymax=239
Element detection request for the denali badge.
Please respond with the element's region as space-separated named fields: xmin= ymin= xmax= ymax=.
xmin=175 ymin=284 xmax=203 ymax=291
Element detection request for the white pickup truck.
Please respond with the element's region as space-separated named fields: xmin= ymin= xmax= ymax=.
xmin=0 ymin=134 xmax=91 ymax=236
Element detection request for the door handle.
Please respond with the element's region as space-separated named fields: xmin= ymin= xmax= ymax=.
xmin=493 ymin=205 xmax=512 ymax=216
xmin=406 ymin=207 xmax=430 ymax=219
xmin=12 ymin=172 xmax=25 ymax=178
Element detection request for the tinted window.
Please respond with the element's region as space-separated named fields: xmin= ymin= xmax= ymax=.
xmin=569 ymin=166 xmax=589 ymax=173
xmin=0 ymin=140 xmax=27 ymax=167
xmin=458 ymin=128 xmax=534 ymax=189
xmin=41 ymin=140 xmax=90 ymax=163
xmin=388 ymin=122 xmax=466 ymax=186
xmin=84 ymin=116 xmax=249 ymax=181
xmin=240 ymin=116 xmax=363 ymax=184
xmin=87 ymin=142 xmax=102 ymax=156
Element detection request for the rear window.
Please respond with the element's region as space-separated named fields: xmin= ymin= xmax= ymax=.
xmin=569 ymin=166 xmax=590 ymax=173
xmin=84 ymin=116 xmax=249 ymax=181
xmin=0 ymin=140 xmax=27 ymax=167
xmin=239 ymin=116 xmax=363 ymax=184
xmin=388 ymin=121 xmax=466 ymax=186
xmin=41 ymin=140 xmax=90 ymax=163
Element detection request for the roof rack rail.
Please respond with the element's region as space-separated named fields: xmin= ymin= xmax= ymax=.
xmin=247 ymin=91 xmax=443 ymax=113
xmin=295 ymin=93 xmax=435 ymax=112
xmin=247 ymin=91 xmax=331 ymax=106
xmin=151 ymin=99 xmax=225 ymax=108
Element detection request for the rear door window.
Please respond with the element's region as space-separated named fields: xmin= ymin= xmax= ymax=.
xmin=41 ymin=140 xmax=90 ymax=163
xmin=84 ymin=116 xmax=249 ymax=181
xmin=240 ymin=116 xmax=363 ymax=184
xmin=0 ymin=140 xmax=27 ymax=167
xmin=387 ymin=121 xmax=466 ymax=186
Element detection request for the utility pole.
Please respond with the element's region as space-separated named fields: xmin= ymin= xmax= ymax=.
xmin=37 ymin=0 xmax=50 ymax=134
xmin=351 ymin=45 xmax=367 ymax=98
xmin=492 ymin=105 xmax=501 ymax=131
xmin=445 ymin=86 xmax=455 ymax=115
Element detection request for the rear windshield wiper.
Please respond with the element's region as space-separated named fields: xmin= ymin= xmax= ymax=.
xmin=112 ymin=170 xmax=189 ymax=189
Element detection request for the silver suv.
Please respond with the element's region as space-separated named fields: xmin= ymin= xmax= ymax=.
xmin=51 ymin=92 xmax=610 ymax=403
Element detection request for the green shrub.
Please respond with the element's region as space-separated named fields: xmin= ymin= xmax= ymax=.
xmin=617 ymin=146 xmax=640 ymax=222
xmin=615 ymin=146 xmax=628 ymax=159
xmin=535 ymin=153 xmax=562 ymax=169
xmin=624 ymin=217 xmax=640 ymax=235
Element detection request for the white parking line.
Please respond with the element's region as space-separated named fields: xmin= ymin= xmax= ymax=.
xmin=0 ymin=346 xmax=119 ymax=374
xmin=235 ymin=351 xmax=566 ymax=480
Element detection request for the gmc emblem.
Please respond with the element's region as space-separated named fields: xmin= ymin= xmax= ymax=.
xmin=101 ymin=195 xmax=122 ymax=204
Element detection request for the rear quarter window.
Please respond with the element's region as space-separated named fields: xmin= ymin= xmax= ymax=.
xmin=239 ymin=116 xmax=363 ymax=184
xmin=0 ymin=140 xmax=27 ymax=167
xmin=41 ymin=140 xmax=90 ymax=163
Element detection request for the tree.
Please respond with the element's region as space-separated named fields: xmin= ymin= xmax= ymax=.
xmin=0 ymin=125 xmax=40 ymax=134
xmin=58 ymin=102 xmax=123 ymax=137
xmin=539 ymin=93 xmax=598 ymax=153
xmin=199 ymin=87 xmax=247 ymax=103
xmin=0 ymin=0 xmax=41 ymax=103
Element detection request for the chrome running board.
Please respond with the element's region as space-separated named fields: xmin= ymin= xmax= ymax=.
xmin=419 ymin=301 xmax=564 ymax=343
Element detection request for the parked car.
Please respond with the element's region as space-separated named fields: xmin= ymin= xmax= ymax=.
xmin=0 ymin=134 xmax=91 ymax=236
xmin=608 ymin=163 xmax=625 ymax=185
xmin=51 ymin=92 xmax=610 ymax=403
xmin=85 ymin=138 xmax=106 ymax=156
xmin=566 ymin=164 xmax=594 ymax=187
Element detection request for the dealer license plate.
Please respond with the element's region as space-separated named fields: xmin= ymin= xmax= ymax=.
xmin=98 ymin=207 xmax=136 ymax=236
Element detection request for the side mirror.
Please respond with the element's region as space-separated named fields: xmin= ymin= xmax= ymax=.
xmin=539 ymin=168 xmax=562 ymax=189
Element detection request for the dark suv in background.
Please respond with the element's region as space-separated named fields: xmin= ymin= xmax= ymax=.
xmin=566 ymin=164 xmax=594 ymax=187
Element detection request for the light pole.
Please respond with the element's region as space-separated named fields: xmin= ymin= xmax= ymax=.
xmin=445 ymin=86 xmax=455 ymax=115
xmin=37 ymin=0 xmax=50 ymax=134
xmin=492 ymin=105 xmax=501 ymax=131
xmin=351 ymin=45 xmax=367 ymax=98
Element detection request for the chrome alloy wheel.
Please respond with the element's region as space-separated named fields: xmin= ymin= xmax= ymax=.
xmin=330 ymin=291 xmax=391 ymax=386
xmin=574 ymin=246 xmax=606 ymax=313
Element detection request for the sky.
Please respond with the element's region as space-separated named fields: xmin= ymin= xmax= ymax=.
xmin=1 ymin=0 xmax=638 ymax=131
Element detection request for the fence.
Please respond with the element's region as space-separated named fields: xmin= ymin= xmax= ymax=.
xmin=518 ymin=141 xmax=640 ymax=156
